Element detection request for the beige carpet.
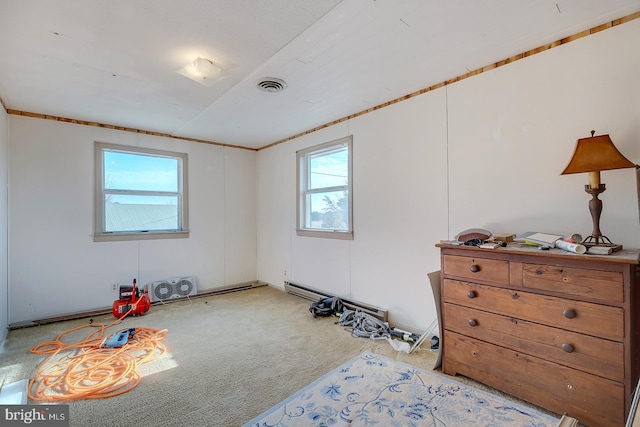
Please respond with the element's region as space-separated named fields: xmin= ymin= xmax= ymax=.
xmin=0 ymin=285 xmax=556 ymax=426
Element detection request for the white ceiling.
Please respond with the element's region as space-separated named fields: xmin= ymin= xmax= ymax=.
xmin=1 ymin=1 xmax=639 ymax=150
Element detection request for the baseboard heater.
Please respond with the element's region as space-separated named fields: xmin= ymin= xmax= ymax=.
xmin=284 ymin=281 xmax=388 ymax=322
xmin=9 ymin=281 xmax=266 ymax=330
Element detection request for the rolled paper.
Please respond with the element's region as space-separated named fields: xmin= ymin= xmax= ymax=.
xmin=555 ymin=239 xmax=586 ymax=254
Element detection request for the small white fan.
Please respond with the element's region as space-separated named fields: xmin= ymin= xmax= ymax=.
xmin=149 ymin=277 xmax=197 ymax=302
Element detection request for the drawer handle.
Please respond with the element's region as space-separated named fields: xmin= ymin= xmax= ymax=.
xmin=468 ymin=319 xmax=478 ymax=327
xmin=563 ymin=309 xmax=577 ymax=319
xmin=467 ymin=290 xmax=477 ymax=299
xmin=469 ymin=264 xmax=480 ymax=273
xmin=562 ymin=343 xmax=575 ymax=353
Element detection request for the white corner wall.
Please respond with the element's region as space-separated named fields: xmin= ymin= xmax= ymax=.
xmin=258 ymin=89 xmax=449 ymax=332
xmin=0 ymin=106 xmax=8 ymax=344
xmin=257 ymin=18 xmax=640 ymax=332
xmin=447 ymin=19 xmax=640 ymax=240
xmin=8 ymin=117 xmax=256 ymax=324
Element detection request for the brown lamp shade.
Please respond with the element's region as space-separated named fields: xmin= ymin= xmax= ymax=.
xmin=561 ymin=133 xmax=635 ymax=175
xmin=560 ymin=131 xmax=635 ymax=247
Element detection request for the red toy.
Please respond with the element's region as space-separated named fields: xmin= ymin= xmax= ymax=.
xmin=112 ymin=279 xmax=150 ymax=318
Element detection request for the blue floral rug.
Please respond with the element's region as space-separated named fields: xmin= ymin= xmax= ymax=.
xmin=244 ymin=351 xmax=559 ymax=427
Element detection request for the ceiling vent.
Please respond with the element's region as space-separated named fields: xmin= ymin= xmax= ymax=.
xmin=256 ymin=78 xmax=287 ymax=93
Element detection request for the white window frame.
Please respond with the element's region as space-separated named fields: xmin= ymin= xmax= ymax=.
xmin=94 ymin=142 xmax=189 ymax=242
xmin=296 ymin=135 xmax=353 ymax=240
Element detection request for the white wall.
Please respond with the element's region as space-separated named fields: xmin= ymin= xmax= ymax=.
xmin=257 ymin=90 xmax=449 ymax=332
xmin=0 ymin=106 xmax=8 ymax=344
xmin=447 ymin=20 xmax=640 ymax=239
xmin=8 ymin=117 xmax=256 ymax=324
xmin=257 ymin=19 xmax=640 ymax=332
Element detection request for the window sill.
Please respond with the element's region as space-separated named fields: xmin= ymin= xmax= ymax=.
xmin=296 ymin=229 xmax=354 ymax=240
xmin=93 ymin=230 xmax=190 ymax=242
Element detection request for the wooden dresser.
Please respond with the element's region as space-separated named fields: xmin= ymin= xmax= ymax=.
xmin=437 ymin=243 xmax=640 ymax=427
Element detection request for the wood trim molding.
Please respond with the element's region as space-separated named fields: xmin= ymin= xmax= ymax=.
xmin=258 ymin=10 xmax=640 ymax=151
xmin=6 ymin=109 xmax=257 ymax=151
xmin=4 ymin=11 xmax=639 ymax=152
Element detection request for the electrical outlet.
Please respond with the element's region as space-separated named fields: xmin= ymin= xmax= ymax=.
xmin=284 ymin=270 xmax=287 ymax=277
xmin=112 ymin=283 xmax=118 ymax=292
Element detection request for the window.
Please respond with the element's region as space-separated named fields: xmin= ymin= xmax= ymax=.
xmin=94 ymin=142 xmax=189 ymax=242
xmin=297 ymin=136 xmax=353 ymax=239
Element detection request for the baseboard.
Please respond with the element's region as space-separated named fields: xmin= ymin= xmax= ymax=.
xmin=8 ymin=280 xmax=265 ymax=330
xmin=281 ymin=280 xmax=441 ymax=338
xmin=284 ymin=281 xmax=388 ymax=322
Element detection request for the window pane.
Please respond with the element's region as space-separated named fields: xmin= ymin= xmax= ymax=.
xmin=306 ymin=190 xmax=349 ymax=230
xmin=104 ymin=151 xmax=178 ymax=192
xmin=105 ymin=194 xmax=178 ymax=232
xmin=296 ymin=135 xmax=352 ymax=239
xmin=308 ymin=147 xmax=348 ymax=190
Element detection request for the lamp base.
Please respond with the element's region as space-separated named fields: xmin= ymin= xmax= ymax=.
xmin=581 ymin=235 xmax=623 ymax=254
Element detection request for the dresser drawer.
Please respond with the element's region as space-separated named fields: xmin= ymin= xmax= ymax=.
xmin=522 ymin=263 xmax=624 ymax=303
xmin=444 ymin=303 xmax=624 ymax=381
xmin=443 ymin=331 xmax=624 ymax=427
xmin=442 ymin=254 xmax=509 ymax=285
xmin=443 ymin=279 xmax=624 ymax=340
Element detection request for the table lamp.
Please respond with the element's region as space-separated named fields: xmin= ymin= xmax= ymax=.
xmin=561 ymin=130 xmax=635 ymax=247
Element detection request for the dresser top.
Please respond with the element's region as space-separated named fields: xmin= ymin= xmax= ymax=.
xmin=436 ymin=242 xmax=640 ymax=265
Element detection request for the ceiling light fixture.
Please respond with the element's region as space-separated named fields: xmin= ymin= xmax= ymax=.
xmin=176 ymin=57 xmax=221 ymax=87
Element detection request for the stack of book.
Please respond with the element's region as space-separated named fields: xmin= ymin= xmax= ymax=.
xmin=515 ymin=232 xmax=619 ymax=255
xmin=515 ymin=232 xmax=563 ymax=248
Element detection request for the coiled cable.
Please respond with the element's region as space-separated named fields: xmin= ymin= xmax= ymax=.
xmin=28 ymin=299 xmax=167 ymax=401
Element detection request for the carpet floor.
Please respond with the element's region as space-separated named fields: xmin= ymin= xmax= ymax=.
xmin=1 ymin=285 xmax=560 ymax=426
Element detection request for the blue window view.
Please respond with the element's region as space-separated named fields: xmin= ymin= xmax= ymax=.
xmin=105 ymin=151 xmax=178 ymax=192
xmin=308 ymin=148 xmax=348 ymax=189
xmin=305 ymin=145 xmax=349 ymax=231
xmin=103 ymin=150 xmax=181 ymax=232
